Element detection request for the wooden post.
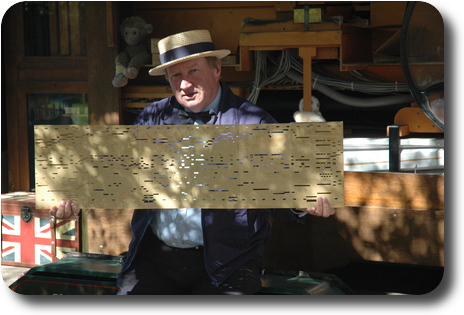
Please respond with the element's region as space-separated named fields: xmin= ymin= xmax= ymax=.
xmin=388 ymin=125 xmax=401 ymax=172
xmin=298 ymin=47 xmax=316 ymax=111
xmin=86 ymin=2 xmax=120 ymax=125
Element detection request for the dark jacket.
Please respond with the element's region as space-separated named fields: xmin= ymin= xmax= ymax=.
xmin=119 ymin=83 xmax=305 ymax=286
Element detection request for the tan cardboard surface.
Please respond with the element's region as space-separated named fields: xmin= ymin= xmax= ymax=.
xmin=35 ymin=123 xmax=344 ymax=209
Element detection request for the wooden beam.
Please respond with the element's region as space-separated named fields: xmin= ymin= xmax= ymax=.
xmin=344 ymin=171 xmax=444 ymax=211
xmin=48 ymin=2 xmax=59 ymax=56
xmin=105 ymin=1 xmax=118 ymax=48
xmin=69 ymin=1 xmax=81 ymax=55
xmin=18 ymin=68 xmax=87 ymax=81
xmin=18 ymin=56 xmax=88 ymax=69
xmin=4 ymin=3 xmax=30 ymax=191
xmin=86 ymin=2 xmax=120 ymax=125
xmin=240 ymin=31 xmax=342 ymax=48
xmin=239 ymin=46 xmax=252 ymax=71
xmin=17 ymin=81 xmax=88 ymax=93
xmin=121 ymin=85 xmax=173 ymax=99
xmin=58 ymin=2 xmax=70 ymax=55
xmin=298 ymin=47 xmax=316 ymax=111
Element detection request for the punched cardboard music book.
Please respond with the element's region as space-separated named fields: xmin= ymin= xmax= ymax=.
xmin=35 ymin=123 xmax=344 ymax=209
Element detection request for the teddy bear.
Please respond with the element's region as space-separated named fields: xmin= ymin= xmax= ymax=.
xmin=293 ymin=96 xmax=326 ymax=122
xmin=112 ymin=16 xmax=153 ymax=88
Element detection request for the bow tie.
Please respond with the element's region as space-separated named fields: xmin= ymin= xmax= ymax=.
xmin=178 ymin=108 xmax=216 ymax=125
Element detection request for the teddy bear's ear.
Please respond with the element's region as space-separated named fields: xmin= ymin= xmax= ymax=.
xmin=145 ymin=24 xmax=153 ymax=34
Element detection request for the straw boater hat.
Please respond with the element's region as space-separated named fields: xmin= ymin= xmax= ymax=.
xmin=149 ymin=29 xmax=231 ymax=76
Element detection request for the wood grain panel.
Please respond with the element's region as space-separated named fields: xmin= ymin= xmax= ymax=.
xmin=264 ymin=171 xmax=444 ymax=270
xmin=344 ymin=171 xmax=444 ymax=210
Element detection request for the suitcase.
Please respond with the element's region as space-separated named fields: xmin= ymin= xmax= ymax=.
xmin=1 ymin=192 xmax=80 ymax=267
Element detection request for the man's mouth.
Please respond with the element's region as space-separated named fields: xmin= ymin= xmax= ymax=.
xmin=183 ymin=92 xmax=196 ymax=99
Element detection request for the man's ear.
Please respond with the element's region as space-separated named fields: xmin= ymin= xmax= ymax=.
xmin=214 ymin=59 xmax=222 ymax=79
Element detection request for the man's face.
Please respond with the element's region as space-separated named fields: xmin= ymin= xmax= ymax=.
xmin=166 ymin=57 xmax=221 ymax=113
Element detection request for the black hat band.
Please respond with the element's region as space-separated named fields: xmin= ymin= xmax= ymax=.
xmin=159 ymin=42 xmax=215 ymax=64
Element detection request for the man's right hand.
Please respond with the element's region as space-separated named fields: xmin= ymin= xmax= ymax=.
xmin=50 ymin=200 xmax=80 ymax=219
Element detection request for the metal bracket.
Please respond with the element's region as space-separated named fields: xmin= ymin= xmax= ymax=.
xmin=388 ymin=125 xmax=401 ymax=172
xmin=20 ymin=206 xmax=33 ymax=223
xmin=304 ymin=4 xmax=310 ymax=31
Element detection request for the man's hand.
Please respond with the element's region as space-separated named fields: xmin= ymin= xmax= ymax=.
xmin=50 ymin=200 xmax=80 ymax=219
xmin=297 ymin=196 xmax=335 ymax=218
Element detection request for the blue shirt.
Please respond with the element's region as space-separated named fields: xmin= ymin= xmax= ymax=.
xmin=185 ymin=86 xmax=222 ymax=124
xmin=151 ymin=208 xmax=203 ymax=248
xmin=150 ymin=87 xmax=222 ymax=248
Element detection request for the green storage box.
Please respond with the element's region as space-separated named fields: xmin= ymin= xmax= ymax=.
xmin=9 ymin=252 xmax=121 ymax=295
xmin=9 ymin=252 xmax=354 ymax=295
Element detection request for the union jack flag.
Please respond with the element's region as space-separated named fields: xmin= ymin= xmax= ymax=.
xmin=2 ymin=214 xmax=77 ymax=265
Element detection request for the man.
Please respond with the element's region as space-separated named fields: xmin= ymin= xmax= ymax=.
xmin=51 ymin=30 xmax=335 ymax=295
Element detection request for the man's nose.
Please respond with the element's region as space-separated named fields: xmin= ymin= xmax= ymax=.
xmin=180 ymin=78 xmax=192 ymax=90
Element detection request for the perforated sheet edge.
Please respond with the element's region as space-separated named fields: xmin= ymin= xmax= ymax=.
xmin=35 ymin=123 xmax=344 ymax=209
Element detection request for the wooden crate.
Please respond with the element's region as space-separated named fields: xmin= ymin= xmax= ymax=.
xmin=1 ymin=192 xmax=80 ymax=267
